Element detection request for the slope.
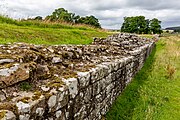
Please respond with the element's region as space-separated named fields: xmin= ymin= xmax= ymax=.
xmin=0 ymin=16 xmax=111 ymax=45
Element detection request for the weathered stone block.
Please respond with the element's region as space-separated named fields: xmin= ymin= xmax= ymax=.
xmin=19 ymin=114 xmax=30 ymax=120
xmin=56 ymin=90 xmax=69 ymax=110
xmin=0 ymin=59 xmax=14 ymax=64
xmin=0 ymin=63 xmax=30 ymax=88
xmin=0 ymin=110 xmax=16 ymax=120
xmin=90 ymin=67 xmax=104 ymax=83
xmin=77 ymin=72 xmax=90 ymax=88
xmin=62 ymin=78 xmax=78 ymax=98
xmin=48 ymin=95 xmax=57 ymax=112
xmin=16 ymin=101 xmax=30 ymax=114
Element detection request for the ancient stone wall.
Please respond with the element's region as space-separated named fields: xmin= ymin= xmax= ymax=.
xmin=0 ymin=33 xmax=155 ymax=120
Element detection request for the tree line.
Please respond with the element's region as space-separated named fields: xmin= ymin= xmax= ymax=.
xmin=32 ymin=8 xmax=162 ymax=34
xmin=121 ymin=16 xmax=162 ymax=34
xmin=33 ymin=8 xmax=101 ymax=28
xmin=166 ymin=27 xmax=180 ymax=33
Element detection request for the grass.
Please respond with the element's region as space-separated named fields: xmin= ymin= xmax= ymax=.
xmin=138 ymin=34 xmax=154 ymax=39
xmin=0 ymin=15 xmax=98 ymax=30
xmin=19 ymin=81 xmax=32 ymax=91
xmin=106 ymin=34 xmax=180 ymax=120
xmin=0 ymin=16 xmax=112 ymax=45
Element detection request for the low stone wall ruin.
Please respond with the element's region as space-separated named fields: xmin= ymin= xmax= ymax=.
xmin=0 ymin=33 xmax=155 ymax=120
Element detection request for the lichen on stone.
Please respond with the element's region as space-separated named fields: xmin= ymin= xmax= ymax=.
xmin=17 ymin=97 xmax=31 ymax=103
xmin=0 ymin=103 xmax=18 ymax=116
xmin=0 ymin=110 xmax=6 ymax=119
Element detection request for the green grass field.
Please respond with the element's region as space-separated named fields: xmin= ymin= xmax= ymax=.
xmin=106 ymin=35 xmax=180 ymax=120
xmin=0 ymin=16 xmax=111 ymax=45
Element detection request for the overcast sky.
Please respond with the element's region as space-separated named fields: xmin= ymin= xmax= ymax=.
xmin=0 ymin=0 xmax=180 ymax=29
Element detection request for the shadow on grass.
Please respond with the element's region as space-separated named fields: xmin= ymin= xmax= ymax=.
xmin=106 ymin=46 xmax=157 ymax=120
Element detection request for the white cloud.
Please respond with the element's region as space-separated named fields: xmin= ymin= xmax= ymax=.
xmin=0 ymin=0 xmax=179 ymax=29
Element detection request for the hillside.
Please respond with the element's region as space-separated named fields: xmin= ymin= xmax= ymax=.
xmin=0 ymin=16 xmax=111 ymax=45
xmin=165 ymin=26 xmax=180 ymax=32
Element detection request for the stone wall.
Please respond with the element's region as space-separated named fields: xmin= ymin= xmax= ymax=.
xmin=0 ymin=33 xmax=155 ymax=120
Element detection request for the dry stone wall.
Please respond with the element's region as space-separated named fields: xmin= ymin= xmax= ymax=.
xmin=0 ymin=33 xmax=155 ymax=120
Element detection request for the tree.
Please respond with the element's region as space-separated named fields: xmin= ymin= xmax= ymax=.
xmin=73 ymin=15 xmax=80 ymax=24
xmin=121 ymin=16 xmax=146 ymax=34
xmin=137 ymin=16 xmax=146 ymax=34
xmin=78 ymin=15 xmax=101 ymax=28
xmin=34 ymin=16 xmax=43 ymax=20
xmin=121 ymin=17 xmax=133 ymax=33
xmin=149 ymin=18 xmax=162 ymax=34
xmin=46 ymin=8 xmax=74 ymax=22
xmin=45 ymin=8 xmax=101 ymax=28
xmin=144 ymin=19 xmax=150 ymax=34
xmin=121 ymin=16 xmax=162 ymax=34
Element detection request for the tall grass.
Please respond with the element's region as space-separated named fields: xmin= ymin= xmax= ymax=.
xmin=106 ymin=35 xmax=180 ymax=120
xmin=0 ymin=15 xmax=100 ymax=31
xmin=0 ymin=16 xmax=112 ymax=45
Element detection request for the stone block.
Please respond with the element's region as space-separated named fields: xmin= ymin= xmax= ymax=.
xmin=0 ymin=110 xmax=16 ymax=120
xmin=77 ymin=72 xmax=90 ymax=88
xmin=62 ymin=78 xmax=78 ymax=98
xmin=56 ymin=90 xmax=69 ymax=110
xmin=0 ymin=63 xmax=30 ymax=88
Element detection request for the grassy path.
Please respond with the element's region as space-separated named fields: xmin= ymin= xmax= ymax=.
xmin=106 ymin=35 xmax=180 ymax=120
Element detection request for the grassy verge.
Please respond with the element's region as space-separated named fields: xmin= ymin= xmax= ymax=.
xmin=106 ymin=34 xmax=180 ymax=120
xmin=0 ymin=16 xmax=112 ymax=45
xmin=138 ymin=34 xmax=154 ymax=38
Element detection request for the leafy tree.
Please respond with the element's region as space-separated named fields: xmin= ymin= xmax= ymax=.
xmin=121 ymin=16 xmax=146 ymax=34
xmin=45 ymin=8 xmax=101 ymax=28
xmin=73 ymin=15 xmax=80 ymax=23
xmin=149 ymin=18 xmax=162 ymax=34
xmin=121 ymin=17 xmax=134 ymax=33
xmin=78 ymin=15 xmax=101 ymax=28
xmin=45 ymin=8 xmax=74 ymax=22
xmin=34 ymin=16 xmax=43 ymax=20
xmin=144 ymin=19 xmax=150 ymax=34
xmin=121 ymin=16 xmax=162 ymax=34
xmin=137 ymin=16 xmax=146 ymax=34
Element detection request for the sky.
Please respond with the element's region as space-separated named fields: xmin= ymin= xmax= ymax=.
xmin=0 ymin=0 xmax=180 ymax=29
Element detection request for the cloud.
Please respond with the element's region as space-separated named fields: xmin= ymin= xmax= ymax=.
xmin=126 ymin=0 xmax=180 ymax=10
xmin=0 ymin=0 xmax=179 ymax=29
xmin=89 ymin=0 xmax=126 ymax=10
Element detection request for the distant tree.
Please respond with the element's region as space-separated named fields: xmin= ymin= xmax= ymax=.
xmin=121 ymin=16 xmax=146 ymax=34
xmin=149 ymin=18 xmax=162 ymax=34
xmin=46 ymin=8 xmax=74 ymax=22
xmin=137 ymin=16 xmax=146 ymax=34
xmin=78 ymin=15 xmax=101 ymax=28
xmin=73 ymin=15 xmax=80 ymax=24
xmin=45 ymin=8 xmax=101 ymax=28
xmin=121 ymin=17 xmax=133 ymax=33
xmin=166 ymin=30 xmax=169 ymax=33
xmin=144 ymin=19 xmax=150 ymax=34
xmin=174 ymin=29 xmax=180 ymax=33
xmin=34 ymin=16 xmax=43 ymax=20
xmin=121 ymin=16 xmax=162 ymax=34
xmin=88 ymin=15 xmax=101 ymax=28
